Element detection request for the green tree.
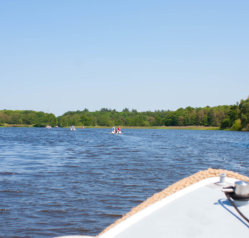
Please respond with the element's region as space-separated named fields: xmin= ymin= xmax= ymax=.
xmin=231 ymin=119 xmax=242 ymax=131
xmin=239 ymin=98 xmax=249 ymax=130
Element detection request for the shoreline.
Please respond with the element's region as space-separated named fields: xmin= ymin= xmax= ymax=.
xmin=0 ymin=124 xmax=33 ymax=127
xmin=0 ymin=124 xmax=219 ymax=130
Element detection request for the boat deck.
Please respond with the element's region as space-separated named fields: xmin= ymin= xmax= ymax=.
xmin=100 ymin=177 xmax=249 ymax=238
xmin=57 ymin=170 xmax=249 ymax=238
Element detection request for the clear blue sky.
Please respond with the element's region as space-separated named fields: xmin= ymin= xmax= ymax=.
xmin=0 ymin=0 xmax=248 ymax=116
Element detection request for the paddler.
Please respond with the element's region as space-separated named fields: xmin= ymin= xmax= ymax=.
xmin=117 ymin=126 xmax=121 ymax=133
xmin=112 ymin=126 xmax=115 ymax=133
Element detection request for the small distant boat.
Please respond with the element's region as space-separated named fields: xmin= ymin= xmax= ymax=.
xmin=56 ymin=169 xmax=249 ymax=238
xmin=112 ymin=131 xmax=122 ymax=134
xmin=46 ymin=125 xmax=52 ymax=129
xmin=111 ymin=127 xmax=122 ymax=134
xmin=70 ymin=126 xmax=76 ymax=131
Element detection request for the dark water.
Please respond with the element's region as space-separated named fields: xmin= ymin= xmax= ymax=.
xmin=0 ymin=128 xmax=248 ymax=237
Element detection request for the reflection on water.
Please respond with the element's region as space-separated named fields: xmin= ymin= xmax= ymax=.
xmin=0 ymin=128 xmax=248 ymax=237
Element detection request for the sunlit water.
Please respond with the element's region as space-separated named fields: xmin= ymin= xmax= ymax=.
xmin=0 ymin=128 xmax=248 ymax=237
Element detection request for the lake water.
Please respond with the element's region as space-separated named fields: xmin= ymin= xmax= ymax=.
xmin=0 ymin=128 xmax=248 ymax=237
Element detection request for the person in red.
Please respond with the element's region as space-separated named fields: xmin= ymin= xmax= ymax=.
xmin=117 ymin=126 xmax=121 ymax=133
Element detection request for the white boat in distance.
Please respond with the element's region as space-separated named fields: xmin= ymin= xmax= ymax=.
xmin=111 ymin=131 xmax=122 ymax=134
xmin=57 ymin=169 xmax=249 ymax=238
xmin=70 ymin=126 xmax=76 ymax=131
xmin=111 ymin=127 xmax=122 ymax=134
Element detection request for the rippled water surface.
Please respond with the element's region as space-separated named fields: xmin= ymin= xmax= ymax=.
xmin=0 ymin=128 xmax=248 ymax=237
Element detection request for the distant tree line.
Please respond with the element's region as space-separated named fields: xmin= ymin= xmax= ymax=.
xmin=0 ymin=110 xmax=57 ymax=127
xmin=57 ymin=97 xmax=249 ymax=131
xmin=220 ymin=97 xmax=249 ymax=131
xmin=0 ymin=97 xmax=248 ymax=131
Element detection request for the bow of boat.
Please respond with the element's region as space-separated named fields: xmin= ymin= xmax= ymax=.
xmin=56 ymin=169 xmax=249 ymax=238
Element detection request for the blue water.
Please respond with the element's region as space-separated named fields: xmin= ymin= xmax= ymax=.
xmin=0 ymin=128 xmax=248 ymax=237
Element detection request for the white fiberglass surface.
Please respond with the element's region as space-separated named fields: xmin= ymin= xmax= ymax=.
xmin=102 ymin=178 xmax=249 ymax=238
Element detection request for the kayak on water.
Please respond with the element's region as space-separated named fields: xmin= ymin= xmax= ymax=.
xmin=112 ymin=131 xmax=122 ymax=134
